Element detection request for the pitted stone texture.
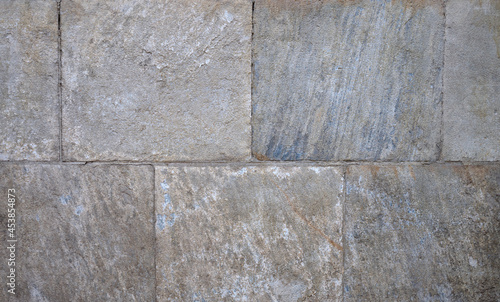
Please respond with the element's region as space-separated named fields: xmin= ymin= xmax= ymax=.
xmin=155 ymin=166 xmax=343 ymax=301
xmin=344 ymin=165 xmax=500 ymax=301
xmin=0 ymin=0 xmax=58 ymax=161
xmin=252 ymin=0 xmax=444 ymax=161
xmin=62 ymin=0 xmax=251 ymax=161
xmin=0 ymin=164 xmax=154 ymax=301
xmin=443 ymin=0 xmax=500 ymax=161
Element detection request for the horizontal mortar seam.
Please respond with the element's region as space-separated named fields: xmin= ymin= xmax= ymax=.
xmin=1 ymin=161 xmax=498 ymax=166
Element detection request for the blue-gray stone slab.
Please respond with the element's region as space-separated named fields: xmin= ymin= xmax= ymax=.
xmin=0 ymin=164 xmax=155 ymax=301
xmin=252 ymin=0 xmax=445 ymax=161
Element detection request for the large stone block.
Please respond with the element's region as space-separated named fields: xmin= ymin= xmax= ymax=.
xmin=155 ymin=166 xmax=344 ymax=301
xmin=0 ymin=0 xmax=59 ymax=161
xmin=344 ymin=164 xmax=500 ymax=301
xmin=252 ymin=0 xmax=444 ymax=161
xmin=62 ymin=0 xmax=251 ymax=161
xmin=443 ymin=0 xmax=500 ymax=161
xmin=0 ymin=164 xmax=155 ymax=301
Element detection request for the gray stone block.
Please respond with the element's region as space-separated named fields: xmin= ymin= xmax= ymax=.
xmin=62 ymin=0 xmax=251 ymax=161
xmin=0 ymin=0 xmax=59 ymax=161
xmin=443 ymin=0 xmax=500 ymax=161
xmin=0 ymin=164 xmax=155 ymax=301
xmin=155 ymin=166 xmax=343 ymax=301
xmin=252 ymin=0 xmax=445 ymax=161
xmin=344 ymin=164 xmax=500 ymax=301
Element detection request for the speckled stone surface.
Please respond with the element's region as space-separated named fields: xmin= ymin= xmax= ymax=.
xmin=62 ymin=0 xmax=251 ymax=161
xmin=442 ymin=0 xmax=500 ymax=161
xmin=0 ymin=0 xmax=59 ymax=161
xmin=155 ymin=166 xmax=344 ymax=301
xmin=344 ymin=164 xmax=500 ymax=301
xmin=252 ymin=0 xmax=444 ymax=161
xmin=0 ymin=164 xmax=155 ymax=301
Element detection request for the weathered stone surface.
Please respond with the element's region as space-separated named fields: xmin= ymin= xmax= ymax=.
xmin=443 ymin=0 xmax=500 ymax=161
xmin=344 ymin=164 xmax=500 ymax=301
xmin=155 ymin=166 xmax=343 ymax=301
xmin=62 ymin=0 xmax=251 ymax=161
xmin=0 ymin=0 xmax=59 ymax=161
xmin=252 ymin=0 xmax=444 ymax=161
xmin=0 ymin=164 xmax=155 ymax=301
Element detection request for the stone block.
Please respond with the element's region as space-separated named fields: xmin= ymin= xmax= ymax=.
xmin=344 ymin=164 xmax=500 ymax=301
xmin=62 ymin=0 xmax=251 ymax=161
xmin=443 ymin=0 xmax=500 ymax=161
xmin=252 ymin=0 xmax=445 ymax=161
xmin=155 ymin=166 xmax=343 ymax=301
xmin=0 ymin=0 xmax=59 ymax=161
xmin=0 ymin=164 xmax=155 ymax=301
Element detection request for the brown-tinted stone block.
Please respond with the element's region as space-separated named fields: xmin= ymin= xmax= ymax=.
xmin=344 ymin=164 xmax=500 ymax=301
xmin=155 ymin=166 xmax=344 ymax=301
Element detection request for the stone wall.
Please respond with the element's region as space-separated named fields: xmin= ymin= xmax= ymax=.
xmin=1 ymin=0 xmax=498 ymax=301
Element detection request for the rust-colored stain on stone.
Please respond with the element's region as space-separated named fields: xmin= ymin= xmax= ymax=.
xmin=408 ymin=165 xmax=416 ymax=180
xmin=254 ymin=152 xmax=272 ymax=161
xmin=453 ymin=165 xmax=495 ymax=188
xmin=369 ymin=165 xmax=381 ymax=178
xmin=271 ymin=178 xmax=343 ymax=251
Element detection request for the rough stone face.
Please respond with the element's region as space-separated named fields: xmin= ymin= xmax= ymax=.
xmin=0 ymin=164 xmax=155 ymax=301
xmin=155 ymin=166 xmax=344 ymax=301
xmin=344 ymin=164 xmax=500 ymax=301
xmin=443 ymin=0 xmax=500 ymax=161
xmin=0 ymin=0 xmax=59 ymax=161
xmin=62 ymin=0 xmax=251 ymax=161
xmin=252 ymin=0 xmax=444 ymax=161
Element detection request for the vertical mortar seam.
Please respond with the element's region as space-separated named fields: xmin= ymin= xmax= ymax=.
xmin=438 ymin=0 xmax=447 ymax=162
xmin=151 ymin=164 xmax=157 ymax=302
xmin=57 ymin=0 xmax=62 ymax=162
xmin=250 ymin=0 xmax=255 ymax=160
xmin=341 ymin=165 xmax=347 ymax=302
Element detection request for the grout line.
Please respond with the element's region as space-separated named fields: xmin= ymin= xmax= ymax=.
xmin=57 ymin=0 xmax=63 ymax=162
xmin=151 ymin=164 xmax=157 ymax=302
xmin=0 ymin=160 xmax=499 ymax=166
xmin=250 ymin=0 xmax=256 ymax=160
xmin=437 ymin=0 xmax=448 ymax=162
xmin=341 ymin=165 xmax=347 ymax=302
